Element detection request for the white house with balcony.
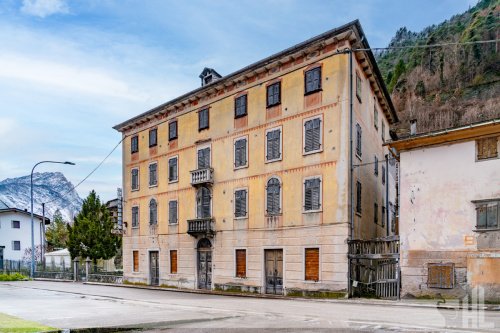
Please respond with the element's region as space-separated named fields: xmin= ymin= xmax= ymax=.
xmin=0 ymin=200 xmax=49 ymax=262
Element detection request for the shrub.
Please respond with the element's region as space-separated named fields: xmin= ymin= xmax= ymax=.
xmin=0 ymin=273 xmax=28 ymax=281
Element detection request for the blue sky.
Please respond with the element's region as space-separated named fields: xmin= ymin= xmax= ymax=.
xmin=0 ymin=0 xmax=478 ymax=202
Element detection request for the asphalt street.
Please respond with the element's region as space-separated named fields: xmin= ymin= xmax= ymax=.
xmin=0 ymin=281 xmax=498 ymax=332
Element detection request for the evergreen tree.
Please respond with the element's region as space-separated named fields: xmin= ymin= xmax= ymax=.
xmin=67 ymin=190 xmax=121 ymax=266
xmin=45 ymin=209 xmax=69 ymax=251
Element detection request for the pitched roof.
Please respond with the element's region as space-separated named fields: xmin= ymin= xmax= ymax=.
xmin=113 ymin=20 xmax=397 ymax=132
xmin=386 ymin=118 xmax=500 ymax=152
xmin=0 ymin=208 xmax=51 ymax=224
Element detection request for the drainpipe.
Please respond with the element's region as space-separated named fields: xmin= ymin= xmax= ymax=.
xmin=347 ymin=48 xmax=354 ymax=298
xmin=385 ymin=154 xmax=390 ymax=236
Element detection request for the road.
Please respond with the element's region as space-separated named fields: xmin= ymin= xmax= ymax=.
xmin=0 ymin=281 xmax=498 ymax=332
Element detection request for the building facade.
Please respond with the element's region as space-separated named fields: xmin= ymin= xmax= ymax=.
xmin=114 ymin=21 xmax=398 ymax=295
xmin=388 ymin=120 xmax=500 ymax=301
xmin=0 ymin=206 xmax=48 ymax=261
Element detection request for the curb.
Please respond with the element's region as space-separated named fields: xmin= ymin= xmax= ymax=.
xmin=82 ymin=281 xmax=500 ymax=311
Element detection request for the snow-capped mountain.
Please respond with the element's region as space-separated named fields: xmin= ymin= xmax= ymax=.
xmin=0 ymin=172 xmax=83 ymax=222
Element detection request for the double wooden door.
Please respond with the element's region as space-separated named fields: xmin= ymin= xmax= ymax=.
xmin=198 ymin=249 xmax=212 ymax=289
xmin=149 ymin=251 xmax=159 ymax=286
xmin=265 ymin=249 xmax=283 ymax=294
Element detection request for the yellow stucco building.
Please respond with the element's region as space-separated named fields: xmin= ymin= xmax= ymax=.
xmin=113 ymin=20 xmax=398 ymax=295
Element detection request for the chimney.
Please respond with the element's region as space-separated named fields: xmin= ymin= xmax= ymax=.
xmin=410 ymin=119 xmax=417 ymax=136
xmin=199 ymin=68 xmax=222 ymax=87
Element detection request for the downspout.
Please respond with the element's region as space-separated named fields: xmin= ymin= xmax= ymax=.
xmin=348 ymin=47 xmax=354 ymax=298
xmin=385 ymin=154 xmax=389 ymax=236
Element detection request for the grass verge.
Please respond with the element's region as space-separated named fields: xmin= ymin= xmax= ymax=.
xmin=0 ymin=313 xmax=56 ymax=333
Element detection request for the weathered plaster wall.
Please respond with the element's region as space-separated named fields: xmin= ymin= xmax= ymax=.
xmin=121 ymin=39 xmax=394 ymax=293
xmin=399 ymin=140 xmax=500 ymax=300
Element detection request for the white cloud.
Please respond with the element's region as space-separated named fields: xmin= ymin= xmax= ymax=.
xmin=0 ymin=53 xmax=146 ymax=101
xmin=20 ymin=0 xmax=68 ymax=18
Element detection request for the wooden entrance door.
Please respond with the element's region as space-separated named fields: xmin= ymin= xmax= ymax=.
xmin=197 ymin=238 xmax=212 ymax=290
xmin=265 ymin=249 xmax=283 ymax=294
xmin=149 ymin=251 xmax=159 ymax=286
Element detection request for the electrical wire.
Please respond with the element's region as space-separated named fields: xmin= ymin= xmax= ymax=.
xmin=44 ymin=137 xmax=124 ymax=205
xmin=353 ymin=38 xmax=500 ymax=52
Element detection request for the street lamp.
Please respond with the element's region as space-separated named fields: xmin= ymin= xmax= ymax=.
xmin=30 ymin=161 xmax=75 ymax=278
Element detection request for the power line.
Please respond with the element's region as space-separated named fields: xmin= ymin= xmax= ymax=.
xmin=44 ymin=137 xmax=124 ymax=205
xmin=353 ymin=39 xmax=500 ymax=52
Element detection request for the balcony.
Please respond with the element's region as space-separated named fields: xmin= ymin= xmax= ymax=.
xmin=190 ymin=167 xmax=214 ymax=186
xmin=187 ymin=217 xmax=215 ymax=237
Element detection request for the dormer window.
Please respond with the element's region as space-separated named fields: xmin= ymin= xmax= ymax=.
xmin=199 ymin=67 xmax=222 ymax=87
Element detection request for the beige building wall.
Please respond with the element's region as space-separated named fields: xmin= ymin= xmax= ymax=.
xmin=117 ymin=26 xmax=396 ymax=295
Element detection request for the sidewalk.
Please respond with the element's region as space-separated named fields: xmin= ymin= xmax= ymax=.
xmin=82 ymin=280 xmax=500 ymax=312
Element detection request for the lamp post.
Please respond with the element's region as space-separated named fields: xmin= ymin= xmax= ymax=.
xmin=30 ymin=161 xmax=75 ymax=278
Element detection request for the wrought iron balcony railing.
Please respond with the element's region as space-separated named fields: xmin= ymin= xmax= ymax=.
xmin=187 ymin=217 xmax=215 ymax=237
xmin=190 ymin=167 xmax=214 ymax=186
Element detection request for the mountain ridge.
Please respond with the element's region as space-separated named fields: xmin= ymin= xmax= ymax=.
xmin=0 ymin=172 xmax=83 ymax=222
xmin=377 ymin=0 xmax=500 ymax=136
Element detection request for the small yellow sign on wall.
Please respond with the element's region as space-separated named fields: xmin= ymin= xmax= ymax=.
xmin=464 ymin=235 xmax=475 ymax=246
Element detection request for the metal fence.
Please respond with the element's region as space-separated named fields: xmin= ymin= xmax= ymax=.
xmin=1 ymin=260 xmax=30 ymax=275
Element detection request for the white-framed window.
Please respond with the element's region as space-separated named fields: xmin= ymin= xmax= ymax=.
xmin=131 ymin=206 xmax=139 ymax=228
xmin=169 ymin=200 xmax=178 ymax=225
xmin=197 ymin=145 xmax=211 ymax=169
xmin=265 ymin=126 xmax=282 ymax=162
xmin=148 ymin=162 xmax=158 ymax=187
xmin=168 ymin=156 xmax=178 ymax=183
xmin=374 ymin=104 xmax=379 ymax=131
xmin=234 ymin=136 xmax=248 ymax=169
xmin=266 ymin=176 xmax=281 ymax=215
xmin=131 ymin=168 xmax=139 ymax=191
xmin=303 ymin=115 xmax=323 ymax=154
xmin=234 ymin=188 xmax=248 ymax=218
xmin=196 ymin=186 xmax=212 ymax=218
xmin=303 ymin=176 xmax=322 ymax=212
xmin=474 ymin=199 xmax=499 ymax=230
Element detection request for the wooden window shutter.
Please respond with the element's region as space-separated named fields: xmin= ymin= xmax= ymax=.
xmin=235 ymin=139 xmax=247 ymax=167
xmin=382 ymin=165 xmax=386 ymax=185
xmin=305 ymin=248 xmax=319 ymax=281
xmin=477 ymin=137 xmax=498 ymax=160
xmin=266 ymin=178 xmax=280 ymax=215
xmin=133 ymin=251 xmax=139 ymax=272
xmin=235 ymin=249 xmax=246 ymax=278
xmin=374 ymin=156 xmax=379 ymax=176
xmin=169 ymin=158 xmax=177 ymax=181
xmin=170 ymin=250 xmax=177 ymax=274
xmin=198 ymin=187 xmax=211 ymax=218
xmin=356 ymin=124 xmax=362 ymax=156
xmin=304 ymin=178 xmax=321 ymax=211
xmin=169 ymin=201 xmax=177 ymax=224
xmin=428 ymin=263 xmax=454 ymax=289
xmin=131 ymin=169 xmax=138 ymax=190
xmin=169 ymin=121 xmax=177 ymax=141
xmin=356 ymin=181 xmax=362 ymax=213
xmin=235 ymin=190 xmax=247 ymax=217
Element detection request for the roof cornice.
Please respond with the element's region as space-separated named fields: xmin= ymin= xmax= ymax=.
xmin=113 ymin=20 xmax=397 ymax=132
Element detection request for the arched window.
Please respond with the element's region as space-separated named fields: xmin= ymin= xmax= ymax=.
xmin=196 ymin=186 xmax=211 ymax=218
xmin=266 ymin=177 xmax=281 ymax=215
xmin=149 ymin=199 xmax=157 ymax=225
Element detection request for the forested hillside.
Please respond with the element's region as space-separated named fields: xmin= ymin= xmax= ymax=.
xmin=377 ymin=0 xmax=499 ymax=136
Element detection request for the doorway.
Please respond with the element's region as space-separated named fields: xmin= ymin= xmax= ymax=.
xmin=197 ymin=238 xmax=212 ymax=290
xmin=149 ymin=251 xmax=159 ymax=286
xmin=265 ymin=249 xmax=283 ymax=294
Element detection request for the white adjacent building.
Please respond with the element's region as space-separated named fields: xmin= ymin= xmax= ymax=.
xmin=388 ymin=119 xmax=500 ymax=301
xmin=0 ymin=200 xmax=49 ymax=262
